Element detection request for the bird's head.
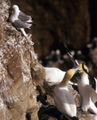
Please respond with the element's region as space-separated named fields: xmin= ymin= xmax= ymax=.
xmin=12 ymin=5 xmax=19 ymax=12
xmin=61 ymin=68 xmax=79 ymax=86
xmin=78 ymin=63 xmax=89 ymax=74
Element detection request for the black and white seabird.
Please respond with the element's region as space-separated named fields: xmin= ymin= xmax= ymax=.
xmin=77 ymin=64 xmax=97 ymax=114
xmin=9 ymin=5 xmax=33 ymax=37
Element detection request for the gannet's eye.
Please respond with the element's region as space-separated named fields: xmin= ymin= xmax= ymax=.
xmin=82 ymin=63 xmax=89 ymax=73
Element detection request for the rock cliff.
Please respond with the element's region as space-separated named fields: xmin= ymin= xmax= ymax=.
xmin=0 ymin=0 xmax=45 ymax=120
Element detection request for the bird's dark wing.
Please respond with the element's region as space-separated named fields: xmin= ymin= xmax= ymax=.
xmin=12 ymin=20 xmax=32 ymax=29
xmin=18 ymin=11 xmax=31 ymax=22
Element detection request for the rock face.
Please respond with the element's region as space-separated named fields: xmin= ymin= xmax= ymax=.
xmin=10 ymin=0 xmax=90 ymax=57
xmin=0 ymin=1 xmax=45 ymax=120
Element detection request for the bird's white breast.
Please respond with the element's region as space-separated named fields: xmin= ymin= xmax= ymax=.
xmin=53 ymin=85 xmax=77 ymax=117
xmin=10 ymin=15 xmax=18 ymax=22
xmin=78 ymin=74 xmax=89 ymax=97
xmin=78 ymin=74 xmax=89 ymax=86
xmin=9 ymin=9 xmax=20 ymax=22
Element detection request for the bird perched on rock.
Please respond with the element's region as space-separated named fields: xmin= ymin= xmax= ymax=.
xmin=53 ymin=67 xmax=79 ymax=119
xmin=77 ymin=63 xmax=97 ymax=114
xmin=9 ymin=5 xmax=33 ymax=37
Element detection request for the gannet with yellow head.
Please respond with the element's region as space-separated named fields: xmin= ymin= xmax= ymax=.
xmin=53 ymin=67 xmax=78 ymax=118
xmin=44 ymin=67 xmax=77 ymax=86
xmin=77 ymin=63 xmax=97 ymax=114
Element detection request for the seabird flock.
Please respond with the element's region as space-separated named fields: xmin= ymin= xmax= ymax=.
xmin=9 ymin=4 xmax=97 ymax=120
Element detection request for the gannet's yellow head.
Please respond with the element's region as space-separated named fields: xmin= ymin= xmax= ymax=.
xmin=61 ymin=68 xmax=78 ymax=86
xmin=60 ymin=64 xmax=89 ymax=86
xmin=79 ymin=63 xmax=89 ymax=74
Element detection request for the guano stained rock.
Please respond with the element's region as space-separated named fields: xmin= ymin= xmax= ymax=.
xmin=0 ymin=0 xmax=45 ymax=120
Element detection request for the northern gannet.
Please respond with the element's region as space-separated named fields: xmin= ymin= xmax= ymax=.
xmin=44 ymin=67 xmax=77 ymax=86
xmin=9 ymin=5 xmax=33 ymax=37
xmin=44 ymin=67 xmax=66 ymax=86
xmin=53 ymin=67 xmax=78 ymax=118
xmin=77 ymin=64 xmax=97 ymax=114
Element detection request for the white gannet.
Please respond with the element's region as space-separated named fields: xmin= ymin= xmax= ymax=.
xmin=44 ymin=67 xmax=77 ymax=86
xmin=44 ymin=67 xmax=66 ymax=86
xmin=77 ymin=63 xmax=97 ymax=114
xmin=9 ymin=5 xmax=33 ymax=37
xmin=53 ymin=67 xmax=78 ymax=118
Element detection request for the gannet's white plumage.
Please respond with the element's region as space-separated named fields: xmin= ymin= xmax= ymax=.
xmin=77 ymin=64 xmax=97 ymax=114
xmin=53 ymin=68 xmax=78 ymax=117
xmin=44 ymin=67 xmax=77 ymax=86
xmin=9 ymin=5 xmax=33 ymax=37
xmin=44 ymin=67 xmax=66 ymax=86
xmin=54 ymin=86 xmax=77 ymax=117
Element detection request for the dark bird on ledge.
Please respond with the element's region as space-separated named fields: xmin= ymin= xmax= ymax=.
xmin=9 ymin=5 xmax=33 ymax=37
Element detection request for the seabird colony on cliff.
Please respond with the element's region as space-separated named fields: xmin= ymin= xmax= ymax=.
xmin=9 ymin=5 xmax=33 ymax=37
xmin=8 ymin=4 xmax=97 ymax=120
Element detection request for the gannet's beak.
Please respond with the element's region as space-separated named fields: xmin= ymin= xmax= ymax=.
xmin=62 ymin=67 xmax=80 ymax=86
